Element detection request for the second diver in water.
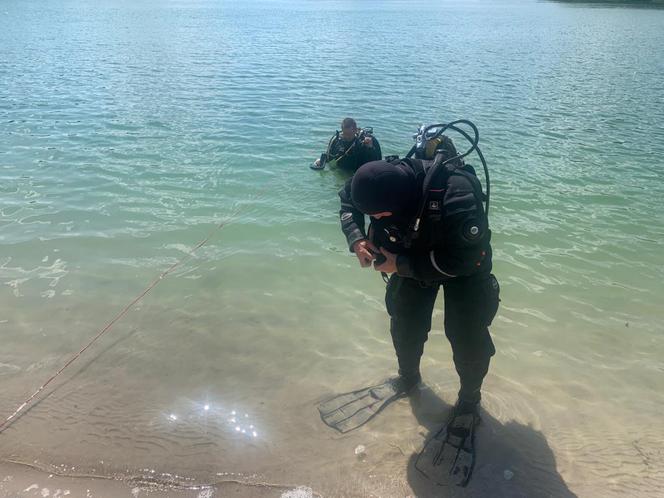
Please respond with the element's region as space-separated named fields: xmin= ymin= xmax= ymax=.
xmin=318 ymin=122 xmax=500 ymax=486
xmin=311 ymin=117 xmax=382 ymax=171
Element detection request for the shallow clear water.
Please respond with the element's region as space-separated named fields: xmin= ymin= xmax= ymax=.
xmin=1 ymin=0 xmax=663 ymax=496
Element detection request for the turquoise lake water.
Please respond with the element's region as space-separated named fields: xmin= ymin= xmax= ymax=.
xmin=1 ymin=1 xmax=664 ymax=496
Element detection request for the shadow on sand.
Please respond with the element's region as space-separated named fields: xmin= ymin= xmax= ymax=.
xmin=406 ymin=385 xmax=578 ymax=498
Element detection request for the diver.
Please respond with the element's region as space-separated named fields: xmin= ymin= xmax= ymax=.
xmin=318 ymin=121 xmax=500 ymax=487
xmin=311 ymin=117 xmax=382 ymax=171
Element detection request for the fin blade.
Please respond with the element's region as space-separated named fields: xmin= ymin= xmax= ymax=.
xmin=317 ymin=379 xmax=404 ymax=433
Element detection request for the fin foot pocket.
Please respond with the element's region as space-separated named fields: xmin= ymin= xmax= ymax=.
xmin=415 ymin=411 xmax=479 ymax=487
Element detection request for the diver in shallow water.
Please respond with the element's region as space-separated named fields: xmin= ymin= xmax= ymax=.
xmin=311 ymin=117 xmax=382 ymax=171
xmin=318 ymin=123 xmax=500 ymax=486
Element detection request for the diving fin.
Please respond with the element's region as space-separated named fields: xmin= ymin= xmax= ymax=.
xmin=415 ymin=408 xmax=480 ymax=487
xmin=318 ymin=377 xmax=416 ymax=433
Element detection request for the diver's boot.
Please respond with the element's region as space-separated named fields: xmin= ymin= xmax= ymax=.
xmin=454 ymin=356 xmax=490 ymax=410
xmin=394 ymin=344 xmax=423 ymax=392
xmin=397 ymin=369 xmax=422 ymax=393
xmin=453 ymin=398 xmax=480 ymax=418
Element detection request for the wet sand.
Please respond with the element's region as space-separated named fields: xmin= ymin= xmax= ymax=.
xmin=0 ymin=460 xmax=306 ymax=498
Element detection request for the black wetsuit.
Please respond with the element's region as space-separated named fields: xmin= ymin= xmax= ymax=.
xmin=339 ymin=159 xmax=500 ymax=405
xmin=329 ymin=135 xmax=382 ymax=172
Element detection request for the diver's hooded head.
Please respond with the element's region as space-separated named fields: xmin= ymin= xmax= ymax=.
xmin=351 ymin=160 xmax=419 ymax=216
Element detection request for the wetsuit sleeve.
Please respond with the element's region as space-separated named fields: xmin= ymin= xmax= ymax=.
xmin=396 ymin=173 xmax=489 ymax=280
xmin=368 ymin=137 xmax=382 ymax=161
xmin=338 ymin=179 xmax=367 ymax=252
xmin=357 ymin=137 xmax=382 ymax=164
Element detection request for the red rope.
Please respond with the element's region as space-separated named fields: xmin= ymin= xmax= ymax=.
xmin=0 ymin=214 xmax=236 ymax=433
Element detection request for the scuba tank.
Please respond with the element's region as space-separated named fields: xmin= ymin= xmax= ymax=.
xmin=404 ymin=120 xmax=491 ymax=247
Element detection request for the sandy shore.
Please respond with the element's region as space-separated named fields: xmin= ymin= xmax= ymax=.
xmin=0 ymin=460 xmax=312 ymax=498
